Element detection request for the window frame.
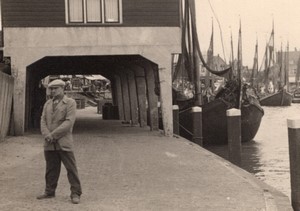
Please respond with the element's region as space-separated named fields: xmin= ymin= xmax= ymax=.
xmin=67 ymin=0 xmax=85 ymax=23
xmin=65 ymin=0 xmax=122 ymax=25
xmin=86 ymin=0 xmax=103 ymax=23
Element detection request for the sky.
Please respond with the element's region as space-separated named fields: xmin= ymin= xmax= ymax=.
xmin=195 ymin=0 xmax=300 ymax=68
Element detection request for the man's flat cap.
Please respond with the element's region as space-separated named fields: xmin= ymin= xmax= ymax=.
xmin=48 ymin=79 xmax=66 ymax=88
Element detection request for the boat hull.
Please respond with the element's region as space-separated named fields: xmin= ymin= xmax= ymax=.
xmin=260 ymin=90 xmax=293 ymax=106
xmin=292 ymin=90 xmax=300 ymax=103
xmin=178 ymin=99 xmax=264 ymax=145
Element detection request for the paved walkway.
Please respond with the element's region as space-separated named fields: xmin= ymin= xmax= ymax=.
xmin=0 ymin=107 xmax=292 ymax=210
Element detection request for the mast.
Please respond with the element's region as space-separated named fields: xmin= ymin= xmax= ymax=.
xmin=285 ymin=42 xmax=290 ymax=92
xmin=264 ymin=42 xmax=269 ymax=91
xmin=237 ymin=20 xmax=243 ymax=109
xmin=206 ymin=19 xmax=214 ymax=88
xmin=237 ymin=20 xmax=242 ymax=82
xmin=230 ymin=31 xmax=235 ymax=79
xmin=188 ymin=0 xmax=202 ymax=106
xmin=250 ymin=39 xmax=258 ymax=88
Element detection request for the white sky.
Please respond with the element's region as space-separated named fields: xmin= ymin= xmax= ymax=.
xmin=195 ymin=0 xmax=300 ymax=67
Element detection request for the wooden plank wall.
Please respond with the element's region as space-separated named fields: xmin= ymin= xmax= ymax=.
xmin=0 ymin=72 xmax=14 ymax=141
xmin=2 ymin=0 xmax=180 ymax=27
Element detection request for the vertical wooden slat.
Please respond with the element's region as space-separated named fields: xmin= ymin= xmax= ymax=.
xmin=0 ymin=72 xmax=14 ymax=140
xmin=0 ymin=73 xmax=4 ymax=138
xmin=134 ymin=66 xmax=147 ymax=127
xmin=114 ymin=75 xmax=124 ymax=120
xmin=120 ymin=72 xmax=131 ymax=122
xmin=3 ymin=78 xmax=14 ymax=136
xmin=2 ymin=77 xmax=9 ymax=137
xmin=127 ymin=70 xmax=139 ymax=125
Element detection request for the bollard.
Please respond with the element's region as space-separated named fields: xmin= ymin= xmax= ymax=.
xmin=227 ymin=108 xmax=242 ymax=166
xmin=191 ymin=106 xmax=203 ymax=146
xmin=173 ymin=105 xmax=179 ymax=136
xmin=287 ymin=119 xmax=300 ymax=211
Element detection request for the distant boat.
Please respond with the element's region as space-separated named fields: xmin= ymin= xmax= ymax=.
xmin=260 ymin=89 xmax=293 ymax=106
xmin=259 ymin=27 xmax=293 ymax=106
xmin=292 ymin=89 xmax=300 ymax=103
xmin=292 ymin=56 xmax=300 ymax=103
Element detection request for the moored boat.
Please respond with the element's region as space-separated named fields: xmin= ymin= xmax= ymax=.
xmin=177 ymin=80 xmax=264 ymax=145
xmin=260 ymin=89 xmax=293 ymax=106
xmin=292 ymin=89 xmax=300 ymax=103
xmin=170 ymin=0 xmax=264 ymax=145
xmin=258 ymin=28 xmax=293 ymax=106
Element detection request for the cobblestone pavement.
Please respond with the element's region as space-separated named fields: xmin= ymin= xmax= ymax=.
xmin=0 ymin=107 xmax=292 ymax=210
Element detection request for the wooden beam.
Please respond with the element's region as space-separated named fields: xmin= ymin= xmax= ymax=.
xmin=144 ymin=62 xmax=159 ymax=131
xmin=127 ymin=70 xmax=139 ymax=126
xmin=114 ymin=75 xmax=124 ymax=120
xmin=134 ymin=66 xmax=148 ymax=127
xmin=120 ymin=72 xmax=131 ymax=122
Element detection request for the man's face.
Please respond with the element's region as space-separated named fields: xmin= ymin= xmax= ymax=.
xmin=49 ymin=86 xmax=64 ymax=98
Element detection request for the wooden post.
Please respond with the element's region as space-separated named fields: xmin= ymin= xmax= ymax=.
xmin=227 ymin=108 xmax=242 ymax=166
xmin=287 ymin=119 xmax=300 ymax=211
xmin=127 ymin=71 xmax=139 ymax=126
xmin=114 ymin=75 xmax=124 ymax=120
xmin=144 ymin=62 xmax=159 ymax=131
xmin=173 ymin=105 xmax=179 ymax=136
xmin=191 ymin=106 xmax=203 ymax=146
xmin=134 ymin=68 xmax=147 ymax=127
xmin=120 ymin=73 xmax=131 ymax=123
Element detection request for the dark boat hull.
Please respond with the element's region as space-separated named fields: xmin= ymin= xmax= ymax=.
xmin=260 ymin=90 xmax=293 ymax=106
xmin=179 ymin=99 xmax=264 ymax=145
xmin=292 ymin=89 xmax=300 ymax=103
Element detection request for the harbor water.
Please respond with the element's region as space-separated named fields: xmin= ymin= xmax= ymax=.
xmin=206 ymin=103 xmax=300 ymax=199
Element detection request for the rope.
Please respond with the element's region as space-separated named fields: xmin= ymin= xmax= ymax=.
xmin=174 ymin=119 xmax=194 ymax=136
xmin=207 ymin=0 xmax=227 ymax=63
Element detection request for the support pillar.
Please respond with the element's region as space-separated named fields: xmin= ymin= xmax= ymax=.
xmin=134 ymin=66 xmax=147 ymax=127
xmin=144 ymin=62 xmax=159 ymax=131
xmin=120 ymin=72 xmax=131 ymax=123
xmin=114 ymin=75 xmax=124 ymax=120
xmin=127 ymin=70 xmax=139 ymax=126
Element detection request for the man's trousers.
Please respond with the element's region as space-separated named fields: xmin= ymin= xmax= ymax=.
xmin=44 ymin=150 xmax=82 ymax=197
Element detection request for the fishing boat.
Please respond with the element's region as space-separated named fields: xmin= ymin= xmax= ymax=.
xmin=171 ymin=0 xmax=264 ymax=145
xmin=292 ymin=89 xmax=300 ymax=103
xmin=177 ymin=80 xmax=264 ymax=145
xmin=259 ymin=28 xmax=293 ymax=106
xmin=260 ymin=89 xmax=292 ymax=106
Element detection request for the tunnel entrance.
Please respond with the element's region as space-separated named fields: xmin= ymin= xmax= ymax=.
xmin=25 ymin=55 xmax=160 ymax=132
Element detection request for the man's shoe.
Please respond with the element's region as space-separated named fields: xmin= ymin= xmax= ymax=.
xmin=71 ymin=195 xmax=80 ymax=204
xmin=36 ymin=193 xmax=55 ymax=200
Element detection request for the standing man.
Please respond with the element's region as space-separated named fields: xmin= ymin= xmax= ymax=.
xmin=37 ymin=79 xmax=82 ymax=204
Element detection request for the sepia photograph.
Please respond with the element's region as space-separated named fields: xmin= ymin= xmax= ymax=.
xmin=0 ymin=0 xmax=298 ymax=210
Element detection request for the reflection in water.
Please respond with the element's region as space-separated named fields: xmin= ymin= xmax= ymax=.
xmin=206 ymin=104 xmax=300 ymax=199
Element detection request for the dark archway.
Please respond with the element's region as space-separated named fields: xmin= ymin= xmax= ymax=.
xmin=25 ymin=55 xmax=160 ymax=131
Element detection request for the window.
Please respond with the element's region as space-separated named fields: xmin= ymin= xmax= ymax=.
xmin=66 ymin=0 xmax=121 ymax=24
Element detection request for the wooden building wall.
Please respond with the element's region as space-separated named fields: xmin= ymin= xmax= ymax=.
xmin=2 ymin=0 xmax=180 ymax=27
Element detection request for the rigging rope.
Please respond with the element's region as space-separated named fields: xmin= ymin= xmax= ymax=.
xmin=207 ymin=0 xmax=227 ymax=63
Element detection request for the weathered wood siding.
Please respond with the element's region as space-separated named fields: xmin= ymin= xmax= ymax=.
xmin=2 ymin=0 xmax=180 ymax=27
xmin=2 ymin=0 xmax=65 ymax=27
xmin=122 ymin=0 xmax=180 ymax=26
xmin=0 ymin=71 xmax=14 ymax=141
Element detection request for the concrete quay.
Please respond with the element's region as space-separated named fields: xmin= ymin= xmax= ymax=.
xmin=0 ymin=108 xmax=292 ymax=211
